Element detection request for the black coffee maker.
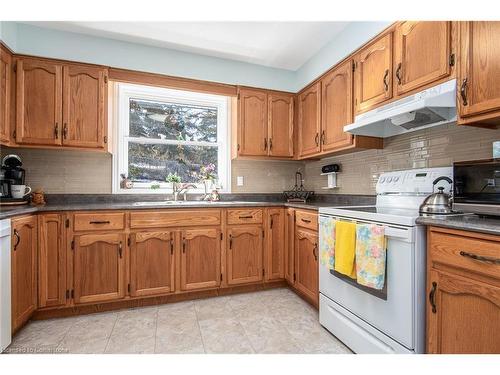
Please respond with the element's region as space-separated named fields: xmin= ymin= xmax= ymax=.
xmin=0 ymin=155 xmax=25 ymax=198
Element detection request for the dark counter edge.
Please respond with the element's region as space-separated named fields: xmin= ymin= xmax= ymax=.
xmin=416 ymin=215 xmax=500 ymax=236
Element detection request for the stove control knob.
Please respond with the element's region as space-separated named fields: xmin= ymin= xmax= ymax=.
xmin=386 ymin=177 xmax=392 ymax=183
xmin=393 ymin=176 xmax=399 ymax=182
xmin=379 ymin=177 xmax=386 ymax=183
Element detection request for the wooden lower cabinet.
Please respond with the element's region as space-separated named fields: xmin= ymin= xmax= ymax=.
xmin=73 ymin=233 xmax=126 ymax=304
xmin=295 ymin=228 xmax=319 ymax=306
xmin=130 ymin=231 xmax=175 ymax=297
xmin=265 ymin=208 xmax=285 ymax=281
xmin=180 ymin=228 xmax=221 ymax=291
xmin=284 ymin=208 xmax=295 ymax=284
xmin=11 ymin=216 xmax=38 ymax=332
xmin=38 ymin=214 xmax=67 ymax=308
xmin=227 ymin=225 xmax=263 ymax=285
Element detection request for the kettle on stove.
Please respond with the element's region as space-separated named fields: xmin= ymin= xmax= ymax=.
xmin=419 ymin=176 xmax=454 ymax=215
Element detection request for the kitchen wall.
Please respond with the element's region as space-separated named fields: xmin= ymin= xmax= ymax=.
xmin=0 ymin=147 xmax=302 ymax=194
xmin=304 ymin=124 xmax=500 ymax=195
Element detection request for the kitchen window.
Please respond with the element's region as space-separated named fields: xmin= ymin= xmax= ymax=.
xmin=113 ymin=83 xmax=230 ymax=194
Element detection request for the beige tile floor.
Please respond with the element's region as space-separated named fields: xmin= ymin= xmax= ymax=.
xmin=5 ymin=288 xmax=352 ymax=354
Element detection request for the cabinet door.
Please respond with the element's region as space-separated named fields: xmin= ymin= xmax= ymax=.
xmin=11 ymin=216 xmax=37 ymax=332
xmin=227 ymin=226 xmax=263 ymax=285
xmin=238 ymin=88 xmax=268 ymax=156
xmin=268 ymin=93 xmax=294 ymax=157
xmin=427 ymin=269 xmax=500 ymax=354
xmin=180 ymin=228 xmax=221 ymax=291
xmin=130 ymin=231 xmax=175 ymax=297
xmin=284 ymin=208 xmax=295 ymax=284
xmin=354 ymin=33 xmax=393 ymax=115
xmin=321 ymin=60 xmax=354 ymax=152
xmin=394 ymin=21 xmax=451 ymax=96
xmin=62 ymin=65 xmax=107 ymax=148
xmin=16 ymin=58 xmax=63 ymax=145
xmin=73 ymin=233 xmax=125 ymax=304
xmin=295 ymin=228 xmax=318 ymax=306
xmin=298 ymin=82 xmax=321 ymax=157
xmin=38 ymin=214 xmax=67 ymax=308
xmin=0 ymin=45 xmax=12 ymax=144
xmin=458 ymin=21 xmax=500 ymax=119
xmin=265 ymin=208 xmax=285 ymax=280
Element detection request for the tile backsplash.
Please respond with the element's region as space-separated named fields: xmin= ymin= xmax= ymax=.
xmin=2 ymin=123 xmax=499 ymax=195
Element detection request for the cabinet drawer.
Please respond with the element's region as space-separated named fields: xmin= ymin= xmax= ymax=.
xmin=130 ymin=209 xmax=221 ymax=229
xmin=73 ymin=212 xmax=125 ymax=232
xmin=429 ymin=228 xmax=500 ymax=280
xmin=295 ymin=210 xmax=318 ymax=230
xmin=227 ymin=209 xmax=263 ymax=225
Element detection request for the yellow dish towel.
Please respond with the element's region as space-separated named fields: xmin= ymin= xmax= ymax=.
xmin=334 ymin=221 xmax=357 ymax=279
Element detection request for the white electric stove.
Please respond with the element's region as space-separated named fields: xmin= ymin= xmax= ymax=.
xmin=318 ymin=167 xmax=453 ymax=354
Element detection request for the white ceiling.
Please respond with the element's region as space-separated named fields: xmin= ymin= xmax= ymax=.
xmin=22 ymin=22 xmax=350 ymax=71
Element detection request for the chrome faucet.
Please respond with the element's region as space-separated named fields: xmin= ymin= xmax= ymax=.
xmin=173 ymin=183 xmax=197 ymax=201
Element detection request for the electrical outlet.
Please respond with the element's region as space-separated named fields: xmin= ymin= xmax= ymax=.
xmin=237 ymin=176 xmax=244 ymax=186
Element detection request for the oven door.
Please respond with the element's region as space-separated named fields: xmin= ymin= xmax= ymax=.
xmin=319 ymin=215 xmax=420 ymax=350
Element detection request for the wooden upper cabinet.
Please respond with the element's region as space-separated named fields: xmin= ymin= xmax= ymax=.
xmin=354 ymin=32 xmax=393 ymax=115
xmin=62 ymin=65 xmax=107 ymax=148
xmin=427 ymin=269 xmax=500 ymax=354
xmin=321 ymin=60 xmax=354 ymax=152
xmin=0 ymin=45 xmax=12 ymax=145
xmin=265 ymin=208 xmax=285 ymax=281
xmin=16 ymin=58 xmax=63 ymax=145
xmin=268 ymin=93 xmax=294 ymax=157
xmin=295 ymin=227 xmax=318 ymax=306
xmin=238 ymin=88 xmax=268 ymax=156
xmin=298 ymin=82 xmax=321 ymax=157
xmin=227 ymin=225 xmax=263 ymax=285
xmin=73 ymin=233 xmax=125 ymax=304
xmin=394 ymin=21 xmax=452 ymax=96
xmin=11 ymin=216 xmax=38 ymax=333
xmin=130 ymin=231 xmax=175 ymax=297
xmin=180 ymin=228 xmax=221 ymax=291
xmin=458 ymin=21 xmax=500 ymax=124
xmin=38 ymin=214 xmax=67 ymax=308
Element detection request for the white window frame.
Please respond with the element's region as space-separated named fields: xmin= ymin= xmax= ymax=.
xmin=112 ymin=83 xmax=231 ymax=194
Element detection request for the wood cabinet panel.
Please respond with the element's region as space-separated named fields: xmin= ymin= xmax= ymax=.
xmin=266 ymin=208 xmax=284 ymax=280
xmin=73 ymin=233 xmax=125 ymax=304
xmin=394 ymin=21 xmax=452 ymax=96
xmin=298 ymin=82 xmax=321 ymax=157
xmin=284 ymin=208 xmax=295 ymax=284
xmin=130 ymin=231 xmax=175 ymax=297
xmin=458 ymin=21 xmax=500 ymax=123
xmin=295 ymin=210 xmax=318 ymax=231
xmin=130 ymin=209 xmax=221 ymax=229
xmin=11 ymin=216 xmax=38 ymax=332
xmin=227 ymin=225 xmax=263 ymax=285
xmin=0 ymin=45 xmax=12 ymax=144
xmin=295 ymin=228 xmax=318 ymax=306
xmin=227 ymin=208 xmax=263 ymax=225
xmin=268 ymin=93 xmax=294 ymax=157
xmin=38 ymin=214 xmax=67 ymax=308
xmin=354 ymin=33 xmax=393 ymax=114
xmin=62 ymin=65 xmax=107 ymax=148
xmin=321 ymin=60 xmax=354 ymax=152
xmin=16 ymin=58 xmax=63 ymax=145
xmin=427 ymin=269 xmax=500 ymax=354
xmin=73 ymin=212 xmax=125 ymax=232
xmin=238 ymin=88 xmax=268 ymax=156
xmin=180 ymin=228 xmax=221 ymax=291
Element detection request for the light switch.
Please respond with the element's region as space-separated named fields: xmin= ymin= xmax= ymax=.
xmin=237 ymin=176 xmax=244 ymax=186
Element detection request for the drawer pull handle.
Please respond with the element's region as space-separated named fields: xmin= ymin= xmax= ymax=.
xmin=429 ymin=282 xmax=437 ymax=313
xmin=301 ymin=218 xmax=312 ymax=223
xmin=118 ymin=241 xmax=123 ymax=258
xmin=238 ymin=215 xmax=253 ymax=219
xmin=170 ymin=239 xmax=174 ymax=255
xmin=460 ymin=78 xmax=468 ymax=106
xmin=395 ymin=63 xmax=402 ymax=85
xmin=229 ymin=235 xmax=232 ymax=250
xmin=459 ymin=251 xmax=500 ymax=265
xmin=312 ymin=243 xmax=318 ymax=261
xmin=182 ymin=238 xmax=186 ymax=253
xmin=383 ymin=69 xmax=389 ymax=91
xmin=89 ymin=220 xmax=111 ymax=224
xmin=13 ymin=229 xmax=20 ymax=251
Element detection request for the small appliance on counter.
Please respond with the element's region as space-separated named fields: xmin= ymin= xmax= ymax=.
xmin=453 ymin=158 xmax=500 ymax=217
xmin=0 ymin=155 xmax=30 ymax=206
xmin=321 ymin=164 xmax=340 ymax=190
xmin=419 ymin=176 xmax=455 ymax=215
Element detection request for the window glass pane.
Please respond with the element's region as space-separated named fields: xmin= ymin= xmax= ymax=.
xmin=129 ymin=99 xmax=217 ymax=142
xmin=128 ymin=143 xmax=218 ymax=184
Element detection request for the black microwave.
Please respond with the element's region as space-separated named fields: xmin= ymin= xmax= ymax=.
xmin=453 ymin=159 xmax=500 ymax=216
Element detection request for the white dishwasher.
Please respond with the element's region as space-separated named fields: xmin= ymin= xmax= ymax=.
xmin=0 ymin=219 xmax=12 ymax=352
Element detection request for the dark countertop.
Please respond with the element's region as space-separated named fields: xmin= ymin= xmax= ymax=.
xmin=0 ymin=200 xmax=331 ymax=220
xmin=416 ymin=214 xmax=500 ymax=236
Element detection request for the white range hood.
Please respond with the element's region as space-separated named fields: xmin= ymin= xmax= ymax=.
xmin=344 ymin=79 xmax=457 ymax=138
